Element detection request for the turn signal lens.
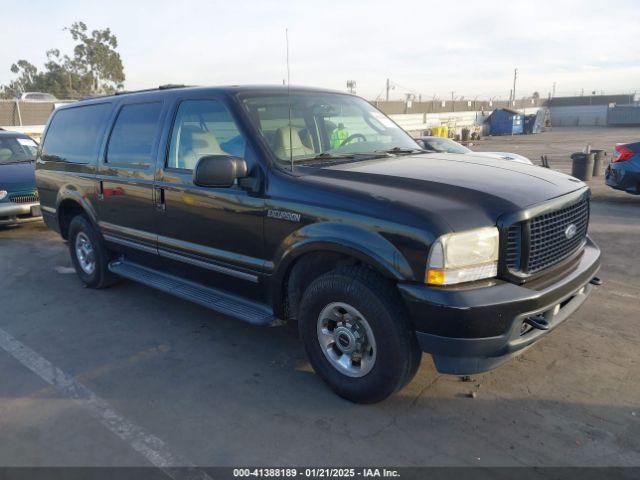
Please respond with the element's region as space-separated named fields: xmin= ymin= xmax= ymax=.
xmin=426 ymin=269 xmax=445 ymax=285
xmin=0 ymin=190 xmax=7 ymax=201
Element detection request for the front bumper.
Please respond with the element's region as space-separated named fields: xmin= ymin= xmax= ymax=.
xmin=0 ymin=201 xmax=42 ymax=226
xmin=398 ymin=237 xmax=601 ymax=375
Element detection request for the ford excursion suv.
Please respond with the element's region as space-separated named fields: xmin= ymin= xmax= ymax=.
xmin=36 ymin=85 xmax=601 ymax=403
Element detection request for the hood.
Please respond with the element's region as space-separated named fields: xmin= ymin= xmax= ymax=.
xmin=472 ymin=151 xmax=533 ymax=165
xmin=306 ymin=153 xmax=585 ymax=231
xmin=0 ymin=161 xmax=37 ymax=192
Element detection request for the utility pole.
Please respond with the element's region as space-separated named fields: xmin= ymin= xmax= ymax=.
xmin=552 ymin=82 xmax=556 ymax=98
xmin=385 ymin=78 xmax=390 ymax=102
xmin=512 ymin=68 xmax=518 ymax=105
xmin=451 ymin=91 xmax=455 ymax=112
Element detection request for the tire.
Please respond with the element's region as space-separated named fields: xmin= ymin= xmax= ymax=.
xmin=298 ymin=266 xmax=421 ymax=403
xmin=68 ymin=214 xmax=117 ymax=289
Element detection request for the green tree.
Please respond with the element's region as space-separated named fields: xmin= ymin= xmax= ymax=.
xmin=1 ymin=21 xmax=125 ymax=99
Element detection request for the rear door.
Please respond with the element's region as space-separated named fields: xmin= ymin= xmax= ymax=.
xmin=152 ymin=96 xmax=266 ymax=298
xmin=95 ymin=100 xmax=166 ymax=254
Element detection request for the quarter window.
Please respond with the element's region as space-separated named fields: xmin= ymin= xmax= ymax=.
xmin=107 ymin=102 xmax=162 ymax=166
xmin=167 ymin=100 xmax=246 ymax=171
xmin=42 ymin=103 xmax=111 ymax=164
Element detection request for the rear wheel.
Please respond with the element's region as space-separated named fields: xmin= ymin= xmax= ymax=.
xmin=299 ymin=266 xmax=421 ymax=403
xmin=68 ymin=214 xmax=117 ymax=288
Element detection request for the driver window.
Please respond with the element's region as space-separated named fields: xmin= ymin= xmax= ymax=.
xmin=167 ymin=99 xmax=246 ymax=170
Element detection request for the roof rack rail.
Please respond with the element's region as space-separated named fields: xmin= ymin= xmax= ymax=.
xmin=114 ymin=84 xmax=188 ymax=96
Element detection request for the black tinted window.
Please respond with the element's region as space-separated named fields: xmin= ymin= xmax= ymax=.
xmin=107 ymin=102 xmax=162 ymax=166
xmin=42 ymin=103 xmax=111 ymax=164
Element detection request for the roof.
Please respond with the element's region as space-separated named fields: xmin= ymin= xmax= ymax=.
xmin=0 ymin=130 xmax=31 ymax=138
xmin=67 ymin=84 xmax=347 ymax=108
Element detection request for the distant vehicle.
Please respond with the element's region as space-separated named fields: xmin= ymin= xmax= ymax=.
xmin=17 ymin=92 xmax=58 ymax=102
xmin=0 ymin=131 xmax=41 ymax=226
xmin=417 ymin=136 xmax=533 ymax=165
xmin=605 ymin=142 xmax=640 ymax=195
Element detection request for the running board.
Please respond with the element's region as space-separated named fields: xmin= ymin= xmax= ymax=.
xmin=108 ymin=259 xmax=277 ymax=326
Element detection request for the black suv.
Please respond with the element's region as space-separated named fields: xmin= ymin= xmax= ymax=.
xmin=36 ymin=86 xmax=601 ymax=403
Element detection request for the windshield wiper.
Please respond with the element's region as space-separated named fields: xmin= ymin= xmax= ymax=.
xmin=296 ymin=151 xmax=389 ymax=166
xmin=378 ymin=147 xmax=429 ymax=155
xmin=0 ymin=159 xmax=34 ymax=165
xmin=312 ymin=152 xmax=359 ymax=160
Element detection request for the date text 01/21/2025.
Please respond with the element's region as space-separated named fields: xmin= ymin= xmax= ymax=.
xmin=232 ymin=468 xmax=400 ymax=478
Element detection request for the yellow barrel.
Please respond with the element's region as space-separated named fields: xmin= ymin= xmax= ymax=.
xmin=440 ymin=125 xmax=449 ymax=138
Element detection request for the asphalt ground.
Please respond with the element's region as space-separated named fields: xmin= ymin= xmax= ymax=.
xmin=0 ymin=127 xmax=638 ymax=469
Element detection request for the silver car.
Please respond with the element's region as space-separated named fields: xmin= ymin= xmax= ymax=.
xmin=417 ymin=136 xmax=533 ymax=165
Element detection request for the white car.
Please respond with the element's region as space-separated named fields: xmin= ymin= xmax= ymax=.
xmin=417 ymin=136 xmax=533 ymax=165
xmin=17 ymin=92 xmax=58 ymax=102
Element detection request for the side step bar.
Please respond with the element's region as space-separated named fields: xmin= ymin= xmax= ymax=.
xmin=108 ymin=259 xmax=277 ymax=326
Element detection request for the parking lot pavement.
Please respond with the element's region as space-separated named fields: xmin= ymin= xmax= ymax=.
xmin=1 ymin=127 xmax=639 ymax=467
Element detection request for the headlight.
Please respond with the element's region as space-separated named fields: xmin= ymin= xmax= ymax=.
xmin=426 ymin=226 xmax=499 ymax=285
xmin=0 ymin=190 xmax=7 ymax=201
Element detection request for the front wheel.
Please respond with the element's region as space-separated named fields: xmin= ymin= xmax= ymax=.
xmin=298 ymin=266 xmax=421 ymax=403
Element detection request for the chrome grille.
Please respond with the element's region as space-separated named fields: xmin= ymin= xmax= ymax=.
xmin=505 ymin=198 xmax=589 ymax=275
xmin=9 ymin=192 xmax=39 ymax=204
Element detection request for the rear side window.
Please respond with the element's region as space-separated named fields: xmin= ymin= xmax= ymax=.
xmin=42 ymin=103 xmax=111 ymax=164
xmin=107 ymin=102 xmax=162 ymax=166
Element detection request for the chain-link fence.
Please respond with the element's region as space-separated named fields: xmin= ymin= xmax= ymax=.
xmin=0 ymin=100 xmax=57 ymax=127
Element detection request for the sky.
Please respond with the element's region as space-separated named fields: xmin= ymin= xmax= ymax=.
xmin=1 ymin=0 xmax=639 ymax=100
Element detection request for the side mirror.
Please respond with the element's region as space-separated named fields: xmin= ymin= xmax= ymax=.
xmin=415 ymin=139 xmax=426 ymax=149
xmin=193 ymin=155 xmax=248 ymax=188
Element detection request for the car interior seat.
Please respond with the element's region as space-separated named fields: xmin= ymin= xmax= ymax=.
xmin=0 ymin=148 xmax=13 ymax=162
xmin=273 ymin=126 xmax=315 ymax=160
xmin=179 ymin=125 xmax=224 ymax=170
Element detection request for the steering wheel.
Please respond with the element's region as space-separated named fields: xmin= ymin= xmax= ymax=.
xmin=340 ymin=133 xmax=367 ymax=147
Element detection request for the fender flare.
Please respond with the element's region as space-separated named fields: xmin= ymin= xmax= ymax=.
xmin=55 ymin=186 xmax=99 ymax=234
xmin=270 ymin=222 xmax=417 ymax=312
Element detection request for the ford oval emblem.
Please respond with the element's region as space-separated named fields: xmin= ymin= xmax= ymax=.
xmin=565 ymin=224 xmax=578 ymax=239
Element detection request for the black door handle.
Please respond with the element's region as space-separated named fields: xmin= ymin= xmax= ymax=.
xmin=154 ymin=187 xmax=166 ymax=212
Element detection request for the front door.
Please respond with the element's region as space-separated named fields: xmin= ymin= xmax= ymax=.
xmin=153 ymin=97 xmax=266 ymax=299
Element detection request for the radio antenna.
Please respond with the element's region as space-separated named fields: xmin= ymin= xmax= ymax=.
xmin=286 ymin=28 xmax=293 ymax=171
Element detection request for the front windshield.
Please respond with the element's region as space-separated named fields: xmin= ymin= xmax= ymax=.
xmin=242 ymin=92 xmax=421 ymax=166
xmin=422 ymin=137 xmax=472 ymax=154
xmin=0 ymin=136 xmax=38 ymax=164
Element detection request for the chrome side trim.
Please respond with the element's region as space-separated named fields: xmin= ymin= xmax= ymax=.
xmin=41 ymin=205 xmax=56 ymax=214
xmin=102 ymin=233 xmax=259 ymax=283
xmin=157 ymin=233 xmax=272 ymax=273
xmin=158 ymin=249 xmax=259 ymax=283
xmin=99 ymin=221 xmax=157 ymax=244
xmin=103 ymin=234 xmax=158 ymax=255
